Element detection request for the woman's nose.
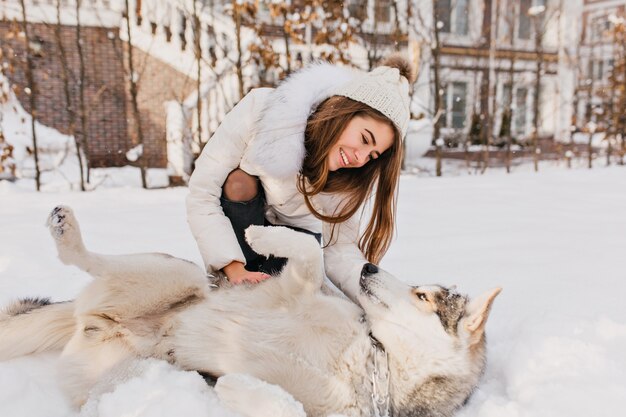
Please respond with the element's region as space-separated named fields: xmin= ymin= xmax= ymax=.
xmin=355 ymin=148 xmax=366 ymax=166
xmin=359 ymin=149 xmax=372 ymax=167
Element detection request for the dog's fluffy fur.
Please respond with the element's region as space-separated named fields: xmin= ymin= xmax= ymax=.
xmin=0 ymin=206 xmax=500 ymax=417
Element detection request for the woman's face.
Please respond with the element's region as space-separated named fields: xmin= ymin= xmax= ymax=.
xmin=327 ymin=116 xmax=395 ymax=172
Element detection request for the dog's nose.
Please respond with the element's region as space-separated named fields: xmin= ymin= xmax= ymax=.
xmin=361 ymin=263 xmax=378 ymax=275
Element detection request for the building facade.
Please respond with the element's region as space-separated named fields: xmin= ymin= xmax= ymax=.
xmin=0 ymin=0 xmax=197 ymax=170
xmin=1 ymin=0 xmax=403 ymax=178
xmin=575 ymin=0 xmax=626 ymax=132
xmin=412 ymin=0 xmax=583 ymax=146
xmin=3 ymin=0 xmax=604 ymax=180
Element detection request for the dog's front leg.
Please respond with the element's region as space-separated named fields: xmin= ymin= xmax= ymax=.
xmin=215 ymin=374 xmax=306 ymax=417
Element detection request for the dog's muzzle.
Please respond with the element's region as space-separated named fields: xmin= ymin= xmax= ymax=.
xmin=359 ymin=263 xmax=388 ymax=307
xmin=361 ymin=263 xmax=378 ymax=276
xmin=360 ymin=263 xmax=378 ymax=291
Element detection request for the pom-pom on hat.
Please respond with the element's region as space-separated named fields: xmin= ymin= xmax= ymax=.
xmin=334 ymin=55 xmax=412 ymax=137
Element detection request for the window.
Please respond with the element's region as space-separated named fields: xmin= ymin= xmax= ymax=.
xmin=438 ymin=83 xmax=467 ymax=129
xmin=258 ymin=0 xmax=270 ymax=15
xmin=588 ymin=60 xmax=606 ymax=80
xmin=596 ymin=60 xmax=604 ymax=80
xmin=435 ymin=0 xmax=468 ymax=35
xmin=502 ymin=83 xmax=513 ymax=107
xmin=375 ymin=0 xmax=391 ymax=23
xmin=514 ymin=87 xmax=528 ymax=134
xmin=435 ymin=0 xmax=452 ymax=33
xmin=608 ymin=59 xmax=615 ymax=71
xmin=519 ymin=0 xmax=546 ymax=40
xmin=502 ymin=0 xmax=516 ymax=42
xmin=347 ymin=0 xmax=367 ymax=21
xmin=439 ymin=84 xmax=449 ymax=128
xmin=534 ymin=0 xmax=547 ymax=24
xmin=454 ymin=0 xmax=469 ymax=35
xmin=518 ymin=0 xmax=532 ymax=39
xmin=179 ymin=13 xmax=187 ymax=51
xmin=450 ymin=82 xmax=468 ymax=129
xmin=590 ymin=15 xmax=611 ymax=42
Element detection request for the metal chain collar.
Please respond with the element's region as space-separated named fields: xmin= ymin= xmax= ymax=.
xmin=370 ymin=334 xmax=391 ymax=417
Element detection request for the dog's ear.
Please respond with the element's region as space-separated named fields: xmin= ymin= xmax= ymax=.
xmin=462 ymin=287 xmax=501 ymax=343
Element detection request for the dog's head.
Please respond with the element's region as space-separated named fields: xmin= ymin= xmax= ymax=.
xmin=357 ymin=263 xmax=501 ymax=417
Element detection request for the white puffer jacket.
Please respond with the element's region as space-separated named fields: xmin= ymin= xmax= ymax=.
xmin=186 ymin=63 xmax=372 ymax=300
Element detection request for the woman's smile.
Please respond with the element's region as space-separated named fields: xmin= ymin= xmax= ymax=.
xmin=339 ymin=148 xmax=351 ymax=166
xmin=328 ymin=115 xmax=394 ymax=172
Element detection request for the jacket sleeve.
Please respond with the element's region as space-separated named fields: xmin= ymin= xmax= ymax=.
xmin=319 ymin=195 xmax=368 ymax=303
xmin=186 ymin=89 xmax=269 ymax=273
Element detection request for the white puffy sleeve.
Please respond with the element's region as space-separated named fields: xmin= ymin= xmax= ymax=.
xmin=186 ymin=88 xmax=271 ymax=273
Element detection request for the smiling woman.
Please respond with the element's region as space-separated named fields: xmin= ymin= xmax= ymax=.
xmin=298 ymin=92 xmax=404 ymax=277
xmin=326 ymin=115 xmax=394 ymax=171
xmin=186 ymin=55 xmax=413 ymax=300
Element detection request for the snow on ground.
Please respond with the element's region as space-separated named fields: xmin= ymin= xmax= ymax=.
xmin=1 ymin=164 xmax=625 ymax=416
xmin=384 ymin=166 xmax=626 ymax=417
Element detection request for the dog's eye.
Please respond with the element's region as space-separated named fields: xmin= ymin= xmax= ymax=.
xmin=415 ymin=292 xmax=428 ymax=302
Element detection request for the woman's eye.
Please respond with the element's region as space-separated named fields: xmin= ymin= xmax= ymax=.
xmin=361 ymin=134 xmax=368 ymax=145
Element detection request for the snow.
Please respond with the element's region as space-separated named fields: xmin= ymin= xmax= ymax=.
xmin=81 ymin=360 xmax=239 ymax=417
xmin=1 ymin=164 xmax=625 ymax=415
xmin=385 ymin=167 xmax=626 ymax=417
xmin=1 ymin=73 xmax=74 ymax=176
xmin=125 ymin=143 xmax=143 ymax=162
xmin=2 ymin=69 xmax=626 ymax=413
xmin=2 ymin=1 xmax=622 ymax=411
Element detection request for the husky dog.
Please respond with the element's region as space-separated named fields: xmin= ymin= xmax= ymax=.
xmin=0 ymin=206 xmax=500 ymax=417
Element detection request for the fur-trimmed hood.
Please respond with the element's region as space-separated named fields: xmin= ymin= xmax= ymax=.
xmin=244 ymin=63 xmax=362 ymax=179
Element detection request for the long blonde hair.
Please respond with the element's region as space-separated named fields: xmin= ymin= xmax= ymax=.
xmin=297 ymin=96 xmax=403 ymax=264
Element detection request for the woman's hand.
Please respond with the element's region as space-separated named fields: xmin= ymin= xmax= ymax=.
xmin=223 ymin=261 xmax=271 ymax=284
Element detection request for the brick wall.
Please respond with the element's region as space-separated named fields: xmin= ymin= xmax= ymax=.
xmin=0 ymin=20 xmax=193 ymax=169
xmin=126 ymin=45 xmax=195 ymax=168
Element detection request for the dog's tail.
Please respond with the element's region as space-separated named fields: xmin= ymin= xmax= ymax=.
xmin=0 ymin=298 xmax=76 ymax=360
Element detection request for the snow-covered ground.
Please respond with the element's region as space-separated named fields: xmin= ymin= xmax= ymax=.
xmin=1 ymin=163 xmax=625 ymax=416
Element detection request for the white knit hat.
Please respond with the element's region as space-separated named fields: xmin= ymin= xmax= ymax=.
xmin=335 ymin=65 xmax=411 ymax=137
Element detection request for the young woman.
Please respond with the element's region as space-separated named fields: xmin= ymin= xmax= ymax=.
xmin=186 ymin=56 xmax=412 ymax=301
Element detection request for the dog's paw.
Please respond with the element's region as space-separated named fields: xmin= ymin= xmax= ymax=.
xmin=47 ymin=205 xmax=80 ymax=242
xmin=245 ymin=225 xmax=320 ymax=261
xmin=244 ymin=225 xmax=266 ymax=246
xmin=244 ymin=225 xmax=287 ymax=258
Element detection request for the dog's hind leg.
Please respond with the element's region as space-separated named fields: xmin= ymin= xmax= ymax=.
xmin=47 ymin=205 xmax=207 ymax=286
xmin=245 ymin=226 xmax=324 ymax=293
xmin=59 ymin=320 xmax=136 ymax=407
